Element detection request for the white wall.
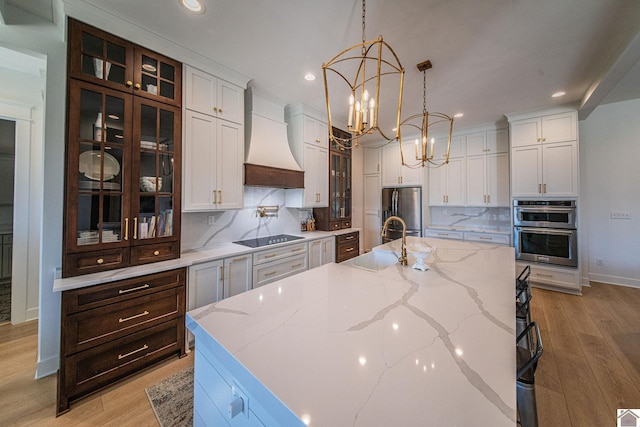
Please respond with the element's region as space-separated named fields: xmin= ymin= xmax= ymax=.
xmin=579 ymin=98 xmax=640 ymax=287
xmin=0 ymin=2 xmax=66 ymax=377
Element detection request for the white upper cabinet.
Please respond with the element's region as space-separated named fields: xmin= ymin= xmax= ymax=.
xmin=184 ymin=65 xmax=243 ymax=124
xmin=466 ymin=153 xmax=509 ymax=206
xmin=183 ymin=109 xmax=243 ymax=211
xmin=428 ymin=157 xmax=465 ymax=206
xmin=511 ymin=111 xmax=576 ymax=148
xmin=509 ymin=110 xmax=578 ymax=198
xmin=381 ymin=143 xmax=422 ymax=187
xmin=285 ymin=106 xmax=329 ymax=208
xmin=467 ymin=129 xmax=509 ymax=156
xmin=363 ymin=146 xmax=381 ymax=175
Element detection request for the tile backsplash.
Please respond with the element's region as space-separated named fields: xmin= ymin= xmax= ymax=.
xmin=429 ymin=206 xmax=511 ymax=230
xmin=181 ymin=187 xmax=311 ymax=251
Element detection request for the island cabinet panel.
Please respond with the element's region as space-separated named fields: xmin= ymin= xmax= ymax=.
xmin=57 ymin=268 xmax=187 ymax=415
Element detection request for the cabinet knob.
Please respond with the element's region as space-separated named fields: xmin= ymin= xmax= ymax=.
xmin=153 ymin=250 xmax=160 ymax=256
xmin=134 ymin=83 xmax=141 ymax=90
xmin=126 ymin=81 xmax=133 ymax=87
xmin=97 ymin=258 xmax=104 ymax=265
xmin=219 ymin=108 xmax=222 ymax=114
xmin=213 ymin=107 xmax=218 ymax=112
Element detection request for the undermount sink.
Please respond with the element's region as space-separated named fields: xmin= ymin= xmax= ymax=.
xmin=343 ymin=250 xmax=400 ymax=272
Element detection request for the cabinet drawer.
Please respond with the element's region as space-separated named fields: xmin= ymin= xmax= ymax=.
xmin=253 ymin=242 xmax=307 ymax=265
xmin=336 ymin=241 xmax=359 ymax=262
xmin=524 ymin=262 xmax=580 ymax=291
xmin=65 ymin=286 xmax=185 ymax=354
xmin=64 ymin=248 xmax=130 ymax=277
xmin=424 ymin=229 xmax=464 ymax=240
xmin=131 ymin=240 xmax=180 ymax=265
xmin=463 ymin=232 xmax=510 ymax=245
xmin=62 ymin=268 xmax=186 ymax=314
xmin=62 ymin=318 xmax=183 ymax=405
xmin=253 ymin=253 xmax=307 ymax=288
xmin=336 ymin=231 xmax=358 ymax=245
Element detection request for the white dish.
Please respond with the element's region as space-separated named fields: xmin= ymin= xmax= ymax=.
xmin=79 ymin=150 xmax=120 ymax=181
xmin=406 ymin=244 xmax=436 ymax=271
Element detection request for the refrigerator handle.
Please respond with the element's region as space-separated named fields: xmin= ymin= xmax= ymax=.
xmin=393 ymin=189 xmax=398 ymax=216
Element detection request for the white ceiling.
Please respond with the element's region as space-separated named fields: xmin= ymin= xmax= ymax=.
xmin=4 ymin=0 xmax=640 ymax=133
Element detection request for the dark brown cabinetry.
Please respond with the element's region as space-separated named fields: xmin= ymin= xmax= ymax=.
xmin=63 ymin=19 xmax=182 ymax=277
xmin=314 ymin=127 xmax=352 ymax=230
xmin=57 ymin=268 xmax=187 ymax=414
xmin=336 ymin=231 xmax=360 ymax=263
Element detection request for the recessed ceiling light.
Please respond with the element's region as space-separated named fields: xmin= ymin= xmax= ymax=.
xmin=304 ymin=73 xmax=316 ymax=81
xmin=552 ymin=91 xmax=566 ymax=98
xmin=454 ymin=112 xmax=464 ymax=118
xmin=180 ymin=0 xmax=205 ymax=14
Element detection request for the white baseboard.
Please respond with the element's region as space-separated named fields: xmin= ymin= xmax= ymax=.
xmin=588 ymin=273 xmax=640 ymax=289
xmin=36 ymin=355 xmax=58 ymax=379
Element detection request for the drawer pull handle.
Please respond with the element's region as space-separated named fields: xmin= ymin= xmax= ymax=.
xmin=264 ymin=271 xmax=276 ymax=276
xmin=536 ymin=273 xmax=553 ymax=278
xmin=345 ymin=248 xmax=355 ymax=252
xmin=291 ymin=247 xmax=304 ymax=252
xmin=153 ymin=250 xmax=160 ymax=256
xmin=479 ymin=237 xmax=491 ymax=240
xmin=291 ymin=263 xmax=303 ymax=268
xmin=345 ymin=236 xmax=354 ymax=240
xmin=118 ymin=344 xmax=149 ymax=360
xmin=119 ymin=310 xmax=150 ymax=323
xmin=119 ymin=284 xmax=150 ymax=294
xmin=96 ymin=258 xmax=104 ymax=264
xmin=232 ymin=256 xmax=247 ymax=262
xmin=264 ymin=254 xmax=277 ymax=259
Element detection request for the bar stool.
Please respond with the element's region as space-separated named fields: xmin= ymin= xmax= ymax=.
xmin=516 ymin=321 xmax=543 ymax=427
xmin=516 ymin=265 xmax=532 ymax=348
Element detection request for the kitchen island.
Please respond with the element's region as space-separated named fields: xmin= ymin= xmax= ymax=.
xmin=186 ymin=237 xmax=517 ymax=426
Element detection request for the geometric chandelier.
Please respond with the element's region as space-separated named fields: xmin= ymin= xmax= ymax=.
xmin=398 ymin=60 xmax=454 ymax=168
xmin=322 ymin=0 xmax=404 ymax=149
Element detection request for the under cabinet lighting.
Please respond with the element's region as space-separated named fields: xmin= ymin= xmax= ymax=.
xmin=180 ymin=0 xmax=205 ymax=14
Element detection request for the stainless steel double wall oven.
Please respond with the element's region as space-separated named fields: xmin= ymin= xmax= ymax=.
xmin=514 ymin=200 xmax=578 ymax=267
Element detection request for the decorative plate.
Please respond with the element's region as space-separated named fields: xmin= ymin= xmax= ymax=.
xmin=79 ymin=150 xmax=120 ymax=181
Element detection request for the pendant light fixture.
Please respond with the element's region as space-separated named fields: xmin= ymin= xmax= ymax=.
xmin=322 ymin=0 xmax=404 ymax=149
xmin=398 ymin=60 xmax=454 ymax=168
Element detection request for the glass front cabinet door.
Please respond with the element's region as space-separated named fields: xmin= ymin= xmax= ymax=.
xmin=63 ymin=83 xmax=181 ymax=277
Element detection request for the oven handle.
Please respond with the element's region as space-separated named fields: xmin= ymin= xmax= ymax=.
xmin=515 ymin=227 xmax=575 ymax=235
xmin=516 ymin=207 xmax=575 ymax=213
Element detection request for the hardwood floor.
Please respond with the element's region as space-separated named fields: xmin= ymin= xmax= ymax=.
xmin=0 ymin=282 xmax=638 ymax=426
xmin=532 ymin=282 xmax=640 ymax=427
xmin=0 ymin=320 xmax=193 ymax=426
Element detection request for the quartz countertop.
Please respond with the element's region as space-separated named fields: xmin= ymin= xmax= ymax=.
xmin=426 ymin=224 xmax=511 ymax=234
xmin=53 ymin=229 xmax=359 ymax=292
xmin=187 ymin=237 xmax=517 ymax=426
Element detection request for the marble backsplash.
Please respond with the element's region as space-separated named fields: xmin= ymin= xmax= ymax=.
xmin=181 ymin=187 xmax=311 ymax=251
xmin=429 ymin=206 xmax=511 ymax=230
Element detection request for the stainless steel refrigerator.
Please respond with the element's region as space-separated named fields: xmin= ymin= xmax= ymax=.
xmin=381 ymin=187 xmax=422 ymax=243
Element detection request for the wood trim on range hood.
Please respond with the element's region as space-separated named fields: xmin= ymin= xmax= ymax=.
xmin=244 ymin=163 xmax=304 ymax=189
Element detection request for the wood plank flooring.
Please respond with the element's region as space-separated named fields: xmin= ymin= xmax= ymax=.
xmin=0 ymin=281 xmax=638 ymax=426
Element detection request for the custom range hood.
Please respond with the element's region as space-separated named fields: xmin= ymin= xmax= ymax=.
xmin=244 ymin=86 xmax=304 ymax=188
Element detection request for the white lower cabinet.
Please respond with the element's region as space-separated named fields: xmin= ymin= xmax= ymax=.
xmin=224 ymin=255 xmax=252 ymax=298
xmin=463 ymin=231 xmax=510 ymax=245
xmin=252 ymin=242 xmax=309 ymax=288
xmin=424 ymin=228 xmax=464 ymax=240
xmin=308 ymin=237 xmax=334 ymax=269
xmin=517 ymin=261 xmax=580 ymax=293
xmin=188 ymin=260 xmax=224 ymax=311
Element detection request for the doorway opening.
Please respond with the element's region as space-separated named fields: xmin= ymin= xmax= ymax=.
xmin=0 ymin=119 xmax=15 ymax=322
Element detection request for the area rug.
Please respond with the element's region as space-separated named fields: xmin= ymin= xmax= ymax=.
xmin=146 ymin=367 xmax=194 ymax=427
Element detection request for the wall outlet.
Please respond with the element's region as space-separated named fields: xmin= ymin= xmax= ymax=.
xmin=596 ymin=258 xmax=604 ymax=266
xmin=207 ymin=215 xmax=216 ymax=225
xmin=610 ymin=211 xmax=631 ymax=219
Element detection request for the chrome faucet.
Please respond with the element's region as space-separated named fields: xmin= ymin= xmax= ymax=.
xmin=381 ymin=216 xmax=408 ymax=266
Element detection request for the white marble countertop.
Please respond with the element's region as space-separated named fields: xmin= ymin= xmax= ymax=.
xmin=187 ymin=237 xmax=517 ymax=426
xmin=53 ymin=229 xmax=359 ymax=292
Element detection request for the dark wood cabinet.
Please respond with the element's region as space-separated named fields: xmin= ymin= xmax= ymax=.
xmin=63 ymin=19 xmax=182 ymax=277
xmin=336 ymin=231 xmax=359 ymax=262
xmin=314 ymin=127 xmax=352 ymax=231
xmin=57 ymin=268 xmax=187 ymax=415
xmin=68 ymin=19 xmax=182 ymax=107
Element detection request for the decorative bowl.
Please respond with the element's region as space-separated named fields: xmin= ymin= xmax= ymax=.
xmin=406 ymin=244 xmax=436 ymax=271
xmin=140 ymin=176 xmax=162 ymax=192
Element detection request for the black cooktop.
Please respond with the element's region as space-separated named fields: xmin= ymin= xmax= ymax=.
xmin=233 ymin=234 xmax=304 ymax=248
